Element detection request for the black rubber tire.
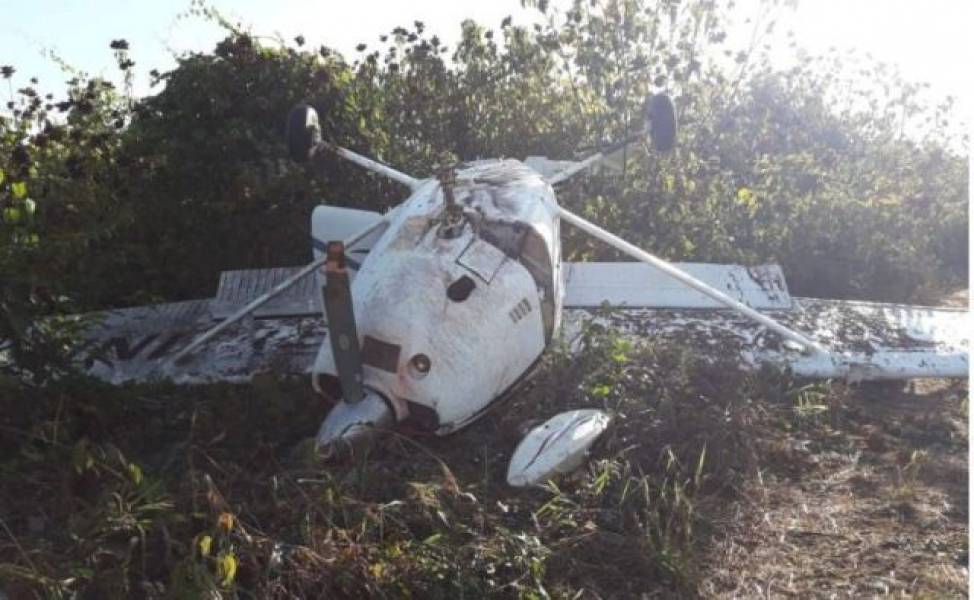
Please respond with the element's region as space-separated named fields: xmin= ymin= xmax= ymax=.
xmin=645 ymin=94 xmax=677 ymax=153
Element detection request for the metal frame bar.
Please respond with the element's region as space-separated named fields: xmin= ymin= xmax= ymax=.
xmin=317 ymin=142 xmax=422 ymax=190
xmin=167 ymin=219 xmax=388 ymax=367
xmin=557 ymin=206 xmax=830 ymax=356
xmin=546 ymin=131 xmax=646 ymax=186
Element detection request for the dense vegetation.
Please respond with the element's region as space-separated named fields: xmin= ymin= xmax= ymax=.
xmin=0 ymin=0 xmax=967 ymax=597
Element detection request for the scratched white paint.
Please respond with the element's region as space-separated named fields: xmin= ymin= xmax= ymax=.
xmin=507 ymin=409 xmax=612 ymax=487
xmin=312 ymin=161 xmax=557 ymax=432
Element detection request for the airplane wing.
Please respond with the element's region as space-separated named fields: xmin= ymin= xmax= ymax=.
xmin=561 ymin=262 xmax=969 ymax=381
xmin=61 ymin=262 xmax=967 ymax=385
xmin=72 ymin=296 xmax=324 ymax=385
xmin=562 ymin=262 xmax=792 ymax=309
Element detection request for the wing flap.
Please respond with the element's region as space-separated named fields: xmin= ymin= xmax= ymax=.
xmin=562 ymin=262 xmax=792 ymax=309
xmin=210 ymin=267 xmax=319 ymax=319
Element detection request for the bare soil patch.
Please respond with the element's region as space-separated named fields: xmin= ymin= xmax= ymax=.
xmin=700 ymin=379 xmax=968 ymax=598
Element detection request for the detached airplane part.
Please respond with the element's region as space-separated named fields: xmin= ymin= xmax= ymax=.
xmin=46 ymin=95 xmax=969 ymax=485
xmin=507 ymin=409 xmax=612 ymax=487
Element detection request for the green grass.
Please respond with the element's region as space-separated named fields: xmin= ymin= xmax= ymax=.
xmin=0 ymin=328 xmax=966 ymax=598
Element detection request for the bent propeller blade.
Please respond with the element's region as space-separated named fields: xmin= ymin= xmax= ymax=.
xmin=323 ymin=241 xmax=366 ymax=404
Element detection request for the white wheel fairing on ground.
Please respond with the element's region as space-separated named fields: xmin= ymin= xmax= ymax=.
xmin=507 ymin=409 xmax=612 ymax=487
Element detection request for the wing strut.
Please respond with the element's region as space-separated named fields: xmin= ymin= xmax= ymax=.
xmin=547 ymin=94 xmax=677 ymax=186
xmin=167 ymin=219 xmax=387 ymax=367
xmin=557 ymin=207 xmax=830 ymax=356
xmin=287 ymin=103 xmax=421 ymax=190
xmin=315 ymin=141 xmax=422 ymax=191
xmin=545 ymin=132 xmax=645 ymax=186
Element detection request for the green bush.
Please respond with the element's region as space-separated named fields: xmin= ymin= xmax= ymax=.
xmin=2 ymin=1 xmax=966 ymax=327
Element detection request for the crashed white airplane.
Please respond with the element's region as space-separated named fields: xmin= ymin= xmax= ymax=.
xmin=67 ymin=95 xmax=967 ymax=486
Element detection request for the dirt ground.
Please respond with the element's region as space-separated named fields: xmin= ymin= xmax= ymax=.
xmin=699 ymin=290 xmax=969 ymax=598
xmin=699 ymin=380 xmax=968 ymax=597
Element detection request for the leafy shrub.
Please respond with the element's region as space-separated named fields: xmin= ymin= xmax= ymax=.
xmin=2 ymin=0 xmax=966 ymax=331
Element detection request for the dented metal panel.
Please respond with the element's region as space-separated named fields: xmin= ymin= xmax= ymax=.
xmin=75 ymin=299 xmax=324 ymax=385
xmin=76 ymin=300 xmax=213 ymax=383
xmin=562 ymin=262 xmax=792 ymax=309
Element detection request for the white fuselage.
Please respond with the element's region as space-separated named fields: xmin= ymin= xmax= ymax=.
xmin=312 ymin=160 xmax=563 ymax=434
